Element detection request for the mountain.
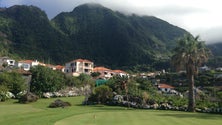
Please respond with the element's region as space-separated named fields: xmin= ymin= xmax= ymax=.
xmin=0 ymin=5 xmax=71 ymax=63
xmin=208 ymin=42 xmax=222 ymax=56
xmin=0 ymin=3 xmax=188 ymax=70
xmin=52 ymin=3 xmax=188 ymax=68
xmin=207 ymin=42 xmax=222 ymax=67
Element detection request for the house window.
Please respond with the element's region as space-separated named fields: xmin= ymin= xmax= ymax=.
xmin=85 ymin=63 xmax=89 ymax=67
xmin=66 ymin=69 xmax=69 ymax=73
xmin=84 ymin=69 xmax=89 ymax=73
xmin=71 ymin=63 xmax=74 ymax=66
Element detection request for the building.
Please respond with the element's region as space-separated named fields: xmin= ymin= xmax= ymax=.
xmin=112 ymin=70 xmax=129 ymax=77
xmin=55 ymin=65 xmax=65 ymax=72
xmin=199 ymin=65 xmax=210 ymax=72
xmin=17 ymin=60 xmax=39 ymax=71
xmin=65 ymin=59 xmax=94 ymax=76
xmin=45 ymin=64 xmax=56 ymax=70
xmin=93 ymin=66 xmax=114 ymax=79
xmin=45 ymin=64 xmax=65 ymax=72
xmin=93 ymin=67 xmax=129 ymax=79
xmin=158 ymin=83 xmax=175 ymax=93
xmin=216 ymin=67 xmax=222 ymax=71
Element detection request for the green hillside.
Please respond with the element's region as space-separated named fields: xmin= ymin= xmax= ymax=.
xmin=52 ymin=3 xmax=187 ymax=68
xmin=208 ymin=42 xmax=222 ymax=56
xmin=207 ymin=42 xmax=222 ymax=67
xmin=0 ymin=3 xmax=189 ymax=70
xmin=0 ymin=5 xmax=71 ymax=63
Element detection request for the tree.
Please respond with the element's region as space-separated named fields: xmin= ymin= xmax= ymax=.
xmin=65 ymin=75 xmax=81 ymax=87
xmin=171 ymin=34 xmax=210 ymax=112
xmin=142 ymin=91 xmax=149 ymax=106
xmin=0 ymin=85 xmax=9 ymax=101
xmin=91 ymin=72 xmax=101 ymax=78
xmin=78 ymin=73 xmax=95 ymax=87
xmin=92 ymin=85 xmax=113 ymax=104
xmin=30 ymin=66 xmax=66 ymax=96
xmin=0 ymin=71 xmax=26 ymax=96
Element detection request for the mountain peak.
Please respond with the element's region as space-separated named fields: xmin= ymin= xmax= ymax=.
xmin=72 ymin=3 xmax=107 ymax=12
xmin=77 ymin=3 xmax=104 ymax=8
xmin=4 ymin=5 xmax=48 ymax=20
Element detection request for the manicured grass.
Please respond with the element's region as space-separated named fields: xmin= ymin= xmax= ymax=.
xmin=0 ymin=96 xmax=221 ymax=125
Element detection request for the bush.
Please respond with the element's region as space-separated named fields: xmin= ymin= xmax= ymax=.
xmin=18 ymin=92 xmax=38 ymax=103
xmin=0 ymin=85 xmax=9 ymax=102
xmin=87 ymin=85 xmax=113 ymax=104
xmin=0 ymin=92 xmax=8 ymax=102
xmin=49 ymin=99 xmax=71 ymax=108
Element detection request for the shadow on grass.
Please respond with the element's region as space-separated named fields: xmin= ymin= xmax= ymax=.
xmin=157 ymin=112 xmax=222 ymax=120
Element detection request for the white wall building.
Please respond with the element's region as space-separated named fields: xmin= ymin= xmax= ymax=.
xmin=158 ymin=83 xmax=175 ymax=93
xmin=17 ymin=60 xmax=39 ymax=71
xmin=65 ymin=59 xmax=94 ymax=76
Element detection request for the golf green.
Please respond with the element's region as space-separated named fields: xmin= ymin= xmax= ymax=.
xmin=0 ymin=97 xmax=221 ymax=125
xmin=55 ymin=110 xmax=222 ymax=125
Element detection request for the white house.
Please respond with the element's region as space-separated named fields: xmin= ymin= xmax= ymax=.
xmin=65 ymin=59 xmax=94 ymax=76
xmin=112 ymin=70 xmax=129 ymax=77
xmin=17 ymin=60 xmax=39 ymax=71
xmin=216 ymin=67 xmax=222 ymax=71
xmin=93 ymin=66 xmax=114 ymax=79
xmin=158 ymin=83 xmax=175 ymax=93
xmin=55 ymin=65 xmax=65 ymax=72
xmin=93 ymin=67 xmax=129 ymax=79
xmin=199 ymin=65 xmax=210 ymax=72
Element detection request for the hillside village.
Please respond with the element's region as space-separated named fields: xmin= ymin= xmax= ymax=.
xmin=0 ymin=57 xmax=129 ymax=78
xmin=1 ymin=56 xmax=222 ymax=96
xmin=0 ymin=56 xmax=184 ymax=99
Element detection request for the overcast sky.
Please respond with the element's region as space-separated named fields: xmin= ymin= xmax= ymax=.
xmin=0 ymin=0 xmax=222 ymax=44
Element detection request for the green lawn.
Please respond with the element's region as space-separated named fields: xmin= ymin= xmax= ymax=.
xmin=0 ymin=96 xmax=221 ymax=125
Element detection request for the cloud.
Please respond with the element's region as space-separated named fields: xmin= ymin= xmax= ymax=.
xmin=193 ymin=27 xmax=222 ymax=44
xmin=0 ymin=0 xmax=222 ymax=43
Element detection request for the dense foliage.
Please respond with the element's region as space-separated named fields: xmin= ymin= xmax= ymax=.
xmin=0 ymin=71 xmax=26 ymax=95
xmin=30 ymin=66 xmax=66 ymax=96
xmin=88 ymin=85 xmax=113 ymax=104
xmin=0 ymin=5 xmax=70 ymax=64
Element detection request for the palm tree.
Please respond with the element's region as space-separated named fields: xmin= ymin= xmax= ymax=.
xmin=171 ymin=34 xmax=211 ymax=112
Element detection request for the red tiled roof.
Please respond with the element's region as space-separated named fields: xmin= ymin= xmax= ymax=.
xmin=68 ymin=59 xmax=93 ymax=63
xmin=75 ymin=59 xmax=93 ymax=63
xmin=55 ymin=65 xmax=64 ymax=70
xmin=112 ymin=70 xmax=126 ymax=74
xmin=93 ymin=67 xmax=111 ymax=72
xmin=18 ymin=60 xmax=34 ymax=64
xmin=158 ymin=83 xmax=174 ymax=89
